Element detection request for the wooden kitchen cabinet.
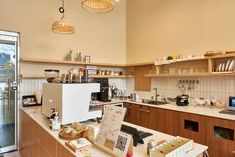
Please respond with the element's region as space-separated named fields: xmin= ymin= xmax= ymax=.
xmin=138 ymin=105 xmax=157 ymax=130
xmin=156 ymin=108 xmax=179 ymax=136
xmin=19 ymin=109 xmax=75 ymax=157
xmin=205 ymin=117 xmax=235 ymax=157
xmin=134 ymin=65 xmax=151 ymax=91
xmin=178 ymin=112 xmax=206 ymax=144
xmin=123 ymin=102 xmax=139 ymax=125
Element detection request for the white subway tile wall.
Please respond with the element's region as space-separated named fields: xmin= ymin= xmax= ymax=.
xmin=20 ymin=79 xmax=46 ymax=96
xmin=20 ymin=78 xmax=126 ymax=96
xmin=20 ymin=76 xmax=235 ymax=104
xmin=128 ymin=76 xmax=235 ymax=104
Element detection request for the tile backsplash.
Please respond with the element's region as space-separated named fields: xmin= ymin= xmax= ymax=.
xmin=20 ymin=76 xmax=235 ymax=104
xmin=129 ymin=76 xmax=235 ymax=104
xmin=20 ymin=79 xmax=46 ymax=96
xmin=20 ymin=78 xmax=127 ymax=96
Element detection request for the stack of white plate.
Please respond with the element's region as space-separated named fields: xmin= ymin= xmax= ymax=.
xmin=216 ymin=59 xmax=235 ymax=72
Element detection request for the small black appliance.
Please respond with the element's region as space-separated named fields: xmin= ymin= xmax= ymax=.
xmin=93 ymin=78 xmax=111 ymax=102
xmin=176 ymin=94 xmax=189 ymax=106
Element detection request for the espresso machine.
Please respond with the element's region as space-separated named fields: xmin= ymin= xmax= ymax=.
xmin=94 ymin=78 xmax=111 ymax=102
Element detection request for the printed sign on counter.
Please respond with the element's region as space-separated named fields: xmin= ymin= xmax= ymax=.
xmin=95 ymin=105 xmax=133 ymax=157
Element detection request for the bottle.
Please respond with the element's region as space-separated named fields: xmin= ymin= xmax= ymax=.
xmin=51 ymin=112 xmax=61 ymax=131
xmin=108 ymin=85 xmax=112 ymax=100
xmin=77 ymin=52 xmax=82 ymax=62
xmin=66 ymin=49 xmax=73 ymax=61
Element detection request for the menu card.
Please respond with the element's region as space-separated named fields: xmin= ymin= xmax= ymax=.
xmin=96 ymin=105 xmax=127 ymax=150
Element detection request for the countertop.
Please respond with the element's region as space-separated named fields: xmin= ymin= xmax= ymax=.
xmin=91 ymin=99 xmax=235 ymax=121
xmin=21 ymin=106 xmax=208 ymax=157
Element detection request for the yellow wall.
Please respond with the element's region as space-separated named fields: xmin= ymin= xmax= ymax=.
xmin=126 ymin=0 xmax=235 ymax=64
xmin=2 ymin=0 xmax=235 ymax=65
xmin=0 ymin=0 xmax=126 ymax=64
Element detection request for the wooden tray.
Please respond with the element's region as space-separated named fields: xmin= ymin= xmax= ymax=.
xmin=59 ymin=123 xmax=87 ymax=140
xmin=59 ymin=129 xmax=86 ymax=140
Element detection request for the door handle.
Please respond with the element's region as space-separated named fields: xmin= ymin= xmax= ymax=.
xmin=8 ymin=79 xmax=12 ymax=110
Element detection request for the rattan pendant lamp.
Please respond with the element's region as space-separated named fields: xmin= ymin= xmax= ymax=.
xmin=52 ymin=0 xmax=75 ymax=34
xmin=81 ymin=0 xmax=115 ymax=13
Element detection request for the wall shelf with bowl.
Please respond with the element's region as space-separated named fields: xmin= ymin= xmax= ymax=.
xmin=20 ymin=57 xmax=137 ymax=80
xmin=20 ymin=57 xmax=153 ymax=91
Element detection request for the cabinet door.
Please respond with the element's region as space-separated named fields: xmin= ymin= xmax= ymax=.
xmin=138 ymin=105 xmax=157 ymax=130
xmin=134 ymin=65 xmax=151 ymax=91
xmin=178 ymin=112 xmax=206 ymax=144
xmin=123 ymin=102 xmax=138 ymax=125
xmin=156 ymin=108 xmax=179 ymax=136
xmin=205 ymin=117 xmax=235 ymax=157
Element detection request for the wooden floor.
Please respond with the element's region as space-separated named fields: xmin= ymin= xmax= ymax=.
xmin=3 ymin=151 xmax=20 ymax=157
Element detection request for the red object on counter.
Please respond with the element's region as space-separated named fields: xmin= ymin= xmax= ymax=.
xmin=126 ymin=153 xmax=133 ymax=157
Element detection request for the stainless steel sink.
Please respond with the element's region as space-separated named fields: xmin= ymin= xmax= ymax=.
xmin=142 ymin=99 xmax=168 ymax=105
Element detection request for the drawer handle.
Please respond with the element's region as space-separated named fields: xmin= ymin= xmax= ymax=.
xmin=139 ymin=108 xmax=150 ymax=113
xmin=128 ymin=106 xmax=132 ymax=109
xmin=232 ymin=151 xmax=235 ymax=154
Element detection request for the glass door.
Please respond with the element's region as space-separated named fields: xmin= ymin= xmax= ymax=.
xmin=0 ymin=30 xmax=19 ymax=153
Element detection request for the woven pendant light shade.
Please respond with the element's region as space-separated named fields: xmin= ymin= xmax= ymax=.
xmin=81 ymin=0 xmax=114 ymax=13
xmin=52 ymin=17 xmax=75 ymax=34
xmin=52 ymin=0 xmax=75 ymax=34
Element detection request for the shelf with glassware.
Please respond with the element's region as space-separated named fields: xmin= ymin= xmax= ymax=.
xmin=145 ymin=54 xmax=235 ymax=77
xmin=20 ymin=74 xmax=134 ymax=79
xmin=20 ymin=57 xmax=155 ymax=79
xmin=20 ymin=58 xmax=126 ymax=79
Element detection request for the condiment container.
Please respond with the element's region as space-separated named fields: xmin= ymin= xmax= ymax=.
xmin=147 ymin=139 xmax=157 ymax=155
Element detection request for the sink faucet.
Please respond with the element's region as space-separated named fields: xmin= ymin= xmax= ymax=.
xmin=153 ymin=88 xmax=158 ymax=101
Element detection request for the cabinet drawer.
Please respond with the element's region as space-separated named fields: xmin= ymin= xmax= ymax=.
xmin=179 ymin=112 xmax=206 ymax=144
xmin=205 ymin=117 xmax=235 ymax=157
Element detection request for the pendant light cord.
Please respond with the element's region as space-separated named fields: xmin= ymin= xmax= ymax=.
xmin=59 ymin=0 xmax=65 ymax=17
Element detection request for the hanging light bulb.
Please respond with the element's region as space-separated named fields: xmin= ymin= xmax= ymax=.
xmin=81 ymin=0 xmax=115 ymax=13
xmin=52 ymin=0 xmax=75 ymax=34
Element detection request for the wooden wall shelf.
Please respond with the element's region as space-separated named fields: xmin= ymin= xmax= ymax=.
xmin=145 ymin=73 xmax=211 ymax=77
xmin=20 ymin=58 xmax=154 ymax=67
xmin=20 ymin=74 xmax=45 ymax=79
xmin=145 ymin=72 xmax=235 ymax=77
xmin=20 ymin=58 xmax=126 ymax=67
xmin=20 ymin=74 xmax=133 ymax=79
xmin=211 ymin=72 xmax=235 ymax=76
xmin=154 ymin=57 xmax=207 ymax=66
xmin=148 ymin=53 xmax=235 ymax=78
xmin=125 ymin=61 xmax=155 ymax=67
xmin=206 ymin=53 xmax=235 ymax=59
xmin=89 ymin=75 xmax=134 ymax=78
